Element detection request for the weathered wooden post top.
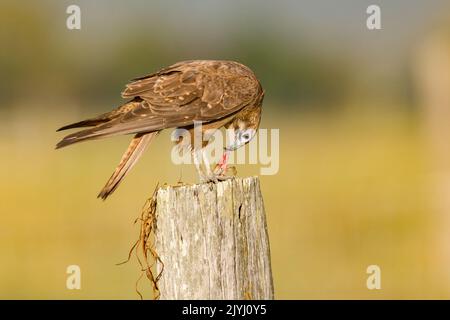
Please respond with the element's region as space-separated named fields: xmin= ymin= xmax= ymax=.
xmin=154 ymin=176 xmax=274 ymax=300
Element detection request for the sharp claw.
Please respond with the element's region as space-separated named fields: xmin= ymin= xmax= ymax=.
xmin=216 ymin=175 xmax=234 ymax=181
xmin=208 ymin=174 xmax=219 ymax=183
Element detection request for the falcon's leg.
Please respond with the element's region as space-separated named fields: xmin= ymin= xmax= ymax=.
xmin=201 ymin=149 xmax=218 ymax=183
xmin=193 ymin=150 xmax=207 ymax=183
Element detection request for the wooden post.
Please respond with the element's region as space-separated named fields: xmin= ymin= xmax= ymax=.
xmin=154 ymin=176 xmax=274 ymax=300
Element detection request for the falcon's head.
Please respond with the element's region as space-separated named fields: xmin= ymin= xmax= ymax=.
xmin=225 ymin=128 xmax=256 ymax=151
xmin=225 ymin=105 xmax=262 ymax=151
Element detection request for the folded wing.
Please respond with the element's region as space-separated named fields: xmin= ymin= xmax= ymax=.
xmin=56 ymin=60 xmax=261 ymax=149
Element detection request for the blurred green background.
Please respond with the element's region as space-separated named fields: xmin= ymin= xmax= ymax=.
xmin=1 ymin=0 xmax=450 ymax=299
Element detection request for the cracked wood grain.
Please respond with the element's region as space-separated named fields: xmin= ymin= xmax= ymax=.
xmin=154 ymin=176 xmax=274 ymax=300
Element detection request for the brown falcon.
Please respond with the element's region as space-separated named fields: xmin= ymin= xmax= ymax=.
xmin=56 ymin=60 xmax=264 ymax=199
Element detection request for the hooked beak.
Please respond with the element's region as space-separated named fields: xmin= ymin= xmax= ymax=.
xmin=225 ymin=128 xmax=245 ymax=151
xmin=224 ymin=142 xmax=240 ymax=151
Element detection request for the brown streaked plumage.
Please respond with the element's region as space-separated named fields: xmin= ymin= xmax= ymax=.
xmin=56 ymin=60 xmax=264 ymax=199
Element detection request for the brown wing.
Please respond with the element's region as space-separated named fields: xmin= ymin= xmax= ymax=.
xmin=56 ymin=60 xmax=262 ymax=148
xmin=119 ymin=60 xmax=262 ymax=128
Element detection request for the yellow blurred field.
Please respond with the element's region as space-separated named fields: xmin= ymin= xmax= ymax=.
xmin=0 ymin=105 xmax=444 ymax=299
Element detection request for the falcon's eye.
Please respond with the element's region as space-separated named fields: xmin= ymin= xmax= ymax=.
xmin=242 ymin=133 xmax=250 ymax=141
